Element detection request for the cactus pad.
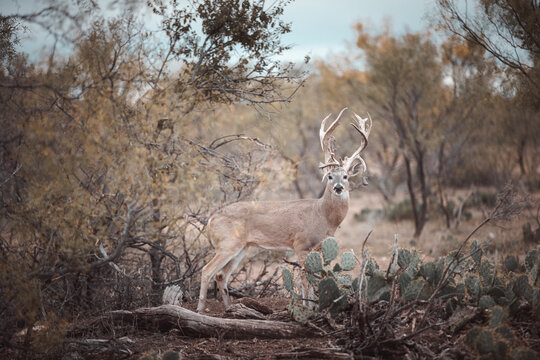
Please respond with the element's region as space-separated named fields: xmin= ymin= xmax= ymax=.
xmin=465 ymin=274 xmax=481 ymax=301
xmin=321 ymin=237 xmax=339 ymax=264
xmin=512 ymin=274 xmax=532 ymax=299
xmin=282 ymin=268 xmax=294 ymax=292
xmin=336 ymin=273 xmax=353 ymax=287
xmin=305 ymin=252 xmax=323 ymax=273
xmin=504 ymin=255 xmax=519 ymax=272
xmin=475 ymin=329 xmax=495 ymax=354
xmin=465 ymin=327 xmax=482 ymax=347
xmin=489 ymin=306 xmax=505 ymax=327
xmin=479 ymin=295 xmax=496 ymax=309
xmin=366 ymin=258 xmax=379 ymax=276
xmin=494 ymin=325 xmax=514 ymax=345
xmin=470 ymin=240 xmax=482 ymax=264
xmin=289 ymin=302 xmax=311 ymax=323
xmin=318 ymin=277 xmax=340 ymax=310
xmin=329 ymin=291 xmax=348 ymax=317
xmin=404 ymin=278 xmax=433 ymax=302
xmin=420 ymin=261 xmax=436 ymax=282
xmin=341 ymin=252 xmax=356 ymax=271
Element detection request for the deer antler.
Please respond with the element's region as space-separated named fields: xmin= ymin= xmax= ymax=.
xmin=342 ymin=112 xmax=372 ymax=183
xmin=319 ymin=107 xmax=348 ymax=170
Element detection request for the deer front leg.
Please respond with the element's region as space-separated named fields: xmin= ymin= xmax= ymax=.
xmin=197 ymin=251 xmax=238 ymax=313
xmin=214 ymin=248 xmax=246 ymax=309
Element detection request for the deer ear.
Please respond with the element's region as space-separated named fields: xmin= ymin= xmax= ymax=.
xmin=321 ymin=171 xmax=329 ymax=183
xmin=347 ymin=158 xmax=365 ymax=177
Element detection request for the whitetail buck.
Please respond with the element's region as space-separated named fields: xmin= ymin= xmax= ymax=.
xmin=197 ymin=108 xmax=372 ymax=313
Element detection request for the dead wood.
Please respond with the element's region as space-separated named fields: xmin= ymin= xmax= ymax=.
xmin=110 ymin=305 xmax=320 ymax=339
xmin=224 ymin=303 xmax=266 ymax=320
xmin=237 ymin=297 xmax=273 ymax=315
xmin=275 ymin=347 xmax=353 ymax=359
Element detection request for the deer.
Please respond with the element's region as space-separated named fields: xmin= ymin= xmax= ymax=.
xmin=197 ymin=108 xmax=372 ymax=313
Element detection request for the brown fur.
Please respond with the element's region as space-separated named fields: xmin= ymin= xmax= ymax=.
xmin=197 ymin=169 xmax=352 ymax=312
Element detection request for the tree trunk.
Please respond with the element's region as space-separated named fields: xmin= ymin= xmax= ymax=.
xmin=403 ymin=155 xmax=420 ymax=236
xmin=518 ymin=138 xmax=527 ymax=176
xmin=149 ymin=247 xmax=164 ymax=305
xmin=415 ymin=147 xmax=427 ymax=237
xmin=110 ymin=305 xmax=320 ymax=339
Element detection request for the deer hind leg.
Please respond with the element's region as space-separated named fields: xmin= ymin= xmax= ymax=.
xmin=215 ymin=247 xmax=246 ymax=308
xmin=197 ymin=251 xmax=238 ymax=313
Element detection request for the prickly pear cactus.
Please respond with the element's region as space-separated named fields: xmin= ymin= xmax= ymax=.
xmin=305 ymin=252 xmax=323 ymax=274
xmin=281 ymin=237 xmax=362 ymax=320
xmin=465 ymin=274 xmax=481 ymax=302
xmin=478 ymin=295 xmax=495 ymax=309
xmin=489 ymin=306 xmax=505 ymax=328
xmin=319 ymin=277 xmax=340 ymax=310
xmin=289 ymin=300 xmax=312 ymax=323
xmin=321 ymin=237 xmax=339 ymax=264
xmin=282 ymin=267 xmax=294 ymax=292
xmin=403 ymin=278 xmax=433 ymax=302
xmin=341 ymin=252 xmax=356 ymax=271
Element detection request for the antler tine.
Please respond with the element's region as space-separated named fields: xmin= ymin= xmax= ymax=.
xmin=342 ymin=112 xmax=372 ymax=179
xmin=351 ymin=112 xmax=372 ymax=153
xmin=320 ymin=107 xmax=348 ymax=165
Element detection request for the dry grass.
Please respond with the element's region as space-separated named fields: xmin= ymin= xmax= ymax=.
xmin=339 ymin=187 xmax=540 ymax=266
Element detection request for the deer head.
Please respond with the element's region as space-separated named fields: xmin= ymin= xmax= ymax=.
xmin=319 ymin=107 xmax=372 ymax=199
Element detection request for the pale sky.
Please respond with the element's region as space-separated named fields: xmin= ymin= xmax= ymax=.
xmin=281 ymin=0 xmax=433 ymax=61
xmin=2 ymin=0 xmax=433 ymax=63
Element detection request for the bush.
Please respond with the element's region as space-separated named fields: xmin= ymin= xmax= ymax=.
xmin=386 ymin=199 xmax=414 ymax=221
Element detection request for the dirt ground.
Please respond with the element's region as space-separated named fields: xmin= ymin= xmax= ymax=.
xmin=339 ymin=187 xmax=538 ymax=264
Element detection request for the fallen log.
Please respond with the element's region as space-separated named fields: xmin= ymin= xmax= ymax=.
xmin=110 ymin=305 xmax=320 ymax=339
xmin=275 ymin=347 xmax=353 ymax=359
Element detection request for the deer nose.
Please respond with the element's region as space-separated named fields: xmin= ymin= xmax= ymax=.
xmin=334 ymin=184 xmax=344 ymax=193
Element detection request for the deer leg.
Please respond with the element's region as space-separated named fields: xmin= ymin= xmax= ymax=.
xmin=197 ymin=251 xmax=238 ymax=313
xmin=215 ymin=247 xmax=246 ymax=308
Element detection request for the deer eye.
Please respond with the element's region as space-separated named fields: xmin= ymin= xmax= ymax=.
xmin=343 ymin=175 xmax=348 ymax=180
xmin=328 ymin=175 xmax=333 ymax=180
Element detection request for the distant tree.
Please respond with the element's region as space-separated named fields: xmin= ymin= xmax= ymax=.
xmin=352 ymin=26 xmax=444 ymax=237
xmin=436 ymin=0 xmax=540 ymax=186
xmin=435 ymin=0 xmax=540 ymax=91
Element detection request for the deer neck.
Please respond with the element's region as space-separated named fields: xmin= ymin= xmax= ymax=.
xmin=319 ymin=186 xmax=349 ymax=233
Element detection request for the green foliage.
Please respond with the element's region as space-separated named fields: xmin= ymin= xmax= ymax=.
xmin=281 ymin=268 xmax=293 ymax=292
xmin=504 ymin=256 xmax=519 ymax=272
xmin=465 ymin=274 xmax=482 ymax=302
xmin=367 ymin=270 xmax=391 ymax=303
xmin=282 ymin=238 xmax=357 ymax=319
xmin=386 ymin=199 xmax=414 ymax=221
xmin=404 ymin=278 xmax=433 ymax=301
xmin=479 ymin=295 xmax=496 ymax=309
xmin=304 ymin=252 xmax=323 ymax=274
xmin=318 ymin=277 xmax=340 ymax=310
xmin=341 ymin=252 xmax=356 ymax=271
xmin=321 ymin=237 xmax=339 ymax=264
xmin=471 ymin=240 xmax=483 ymax=264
